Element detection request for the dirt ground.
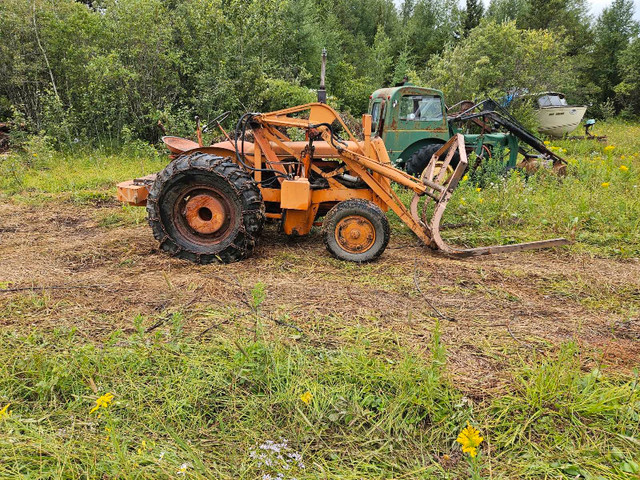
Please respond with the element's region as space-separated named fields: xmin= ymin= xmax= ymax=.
xmin=1 ymin=200 xmax=638 ymax=396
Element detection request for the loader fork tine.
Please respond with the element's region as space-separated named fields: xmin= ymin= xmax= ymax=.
xmin=411 ymin=135 xmax=571 ymax=256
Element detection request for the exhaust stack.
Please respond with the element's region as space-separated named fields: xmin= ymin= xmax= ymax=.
xmin=317 ymin=48 xmax=327 ymax=103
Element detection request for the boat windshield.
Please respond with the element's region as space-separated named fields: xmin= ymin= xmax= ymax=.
xmin=538 ymin=94 xmax=568 ymax=107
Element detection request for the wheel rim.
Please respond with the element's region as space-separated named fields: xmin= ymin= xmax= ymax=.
xmin=433 ymin=161 xmax=454 ymax=178
xmin=184 ymin=194 xmax=226 ymax=234
xmin=335 ymin=215 xmax=376 ymax=254
xmin=173 ymin=185 xmax=236 ymax=245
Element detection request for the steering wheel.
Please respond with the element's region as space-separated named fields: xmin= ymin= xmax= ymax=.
xmin=202 ymin=111 xmax=231 ymax=132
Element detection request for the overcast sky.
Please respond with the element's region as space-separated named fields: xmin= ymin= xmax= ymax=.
xmin=398 ymin=0 xmax=640 ymax=20
xmin=557 ymin=0 xmax=640 ymax=19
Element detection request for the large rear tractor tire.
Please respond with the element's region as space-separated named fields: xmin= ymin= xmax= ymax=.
xmin=146 ymin=153 xmax=265 ymax=264
xmin=322 ymin=199 xmax=390 ymax=263
xmin=405 ymin=143 xmax=460 ymax=176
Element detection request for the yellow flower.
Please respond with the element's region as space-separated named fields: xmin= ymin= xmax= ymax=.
xmin=621 ymin=155 xmax=625 ymax=160
xmin=620 ymin=165 xmax=629 ymax=172
xmin=0 ymin=403 xmax=11 ymax=421
xmin=32 ymin=153 xmax=37 ymax=157
xmin=601 ymin=182 xmax=610 ymax=188
xmin=300 ymin=391 xmax=313 ymax=405
xmin=462 ymin=175 xmax=469 ymax=181
xmin=478 ymin=198 xmax=484 ymax=203
xmin=456 ymin=422 xmax=483 ymax=458
xmin=90 ymin=392 xmax=114 ymax=414
xmin=137 ymin=439 xmax=147 ymax=455
xmin=604 ymin=145 xmax=615 ymax=153
xmin=476 ymin=187 xmax=482 ymax=192
xmin=543 ymin=140 xmax=550 ymax=146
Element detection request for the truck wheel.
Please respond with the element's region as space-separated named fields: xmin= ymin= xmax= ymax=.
xmin=146 ymin=152 xmax=265 ymax=264
xmin=322 ymin=199 xmax=390 ymax=263
xmin=405 ymin=144 xmax=460 ymax=176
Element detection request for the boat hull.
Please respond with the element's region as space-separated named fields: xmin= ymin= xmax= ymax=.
xmin=536 ymin=106 xmax=587 ymax=137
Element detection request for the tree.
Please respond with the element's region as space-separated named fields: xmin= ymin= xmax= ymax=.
xmin=400 ymin=0 xmax=415 ymax=25
xmin=519 ymin=0 xmax=591 ymax=54
xmin=463 ymin=0 xmax=484 ymax=34
xmin=589 ymin=0 xmax=639 ymax=108
xmin=368 ymin=25 xmax=394 ymax=87
xmin=402 ymin=0 xmax=461 ymax=64
xmin=392 ymin=46 xmax=412 ymax=85
xmin=422 ymin=20 xmax=576 ymax=103
xmin=615 ymin=36 xmax=640 ymax=116
xmin=486 ymin=0 xmax=527 ymax=23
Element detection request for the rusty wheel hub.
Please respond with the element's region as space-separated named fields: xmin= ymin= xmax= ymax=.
xmin=335 ymin=215 xmax=376 ymax=253
xmin=173 ymin=185 xmax=236 ymax=246
xmin=184 ymin=194 xmax=226 ymax=234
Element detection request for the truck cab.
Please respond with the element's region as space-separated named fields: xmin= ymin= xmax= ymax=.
xmin=368 ymin=85 xmax=451 ymax=167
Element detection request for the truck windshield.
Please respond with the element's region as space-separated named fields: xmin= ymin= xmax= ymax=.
xmin=399 ymin=95 xmax=443 ymax=122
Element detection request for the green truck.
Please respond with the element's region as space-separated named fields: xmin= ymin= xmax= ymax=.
xmin=368 ymin=84 xmax=564 ymax=175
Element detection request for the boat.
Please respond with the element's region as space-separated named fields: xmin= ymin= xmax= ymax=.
xmin=535 ymin=92 xmax=587 ymax=138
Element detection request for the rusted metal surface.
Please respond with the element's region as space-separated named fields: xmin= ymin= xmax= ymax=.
xmin=335 ymin=215 xmax=376 ymax=254
xmin=184 ymin=194 xmax=226 ymax=234
xmin=409 ymin=135 xmax=570 ymax=256
xmin=173 ymin=184 xmax=235 ymax=247
xmin=116 ymin=174 xmax=156 ymax=206
xmin=162 ymin=136 xmax=200 ymax=155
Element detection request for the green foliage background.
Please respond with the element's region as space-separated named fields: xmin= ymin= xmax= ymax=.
xmin=0 ymin=0 xmax=639 ymax=145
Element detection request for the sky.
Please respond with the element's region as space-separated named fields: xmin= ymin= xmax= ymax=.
xmin=396 ymin=0 xmax=640 ymax=21
xmin=563 ymin=0 xmax=640 ymax=19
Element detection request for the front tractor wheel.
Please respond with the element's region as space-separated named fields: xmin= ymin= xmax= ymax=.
xmin=146 ymin=153 xmax=265 ymax=264
xmin=322 ymin=199 xmax=390 ymax=263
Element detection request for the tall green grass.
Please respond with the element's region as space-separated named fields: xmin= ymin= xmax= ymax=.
xmin=392 ymin=120 xmax=640 ymax=258
xmin=0 ymin=324 xmax=637 ymax=479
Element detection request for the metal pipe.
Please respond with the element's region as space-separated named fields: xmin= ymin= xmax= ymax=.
xmin=317 ymin=48 xmax=327 ymax=103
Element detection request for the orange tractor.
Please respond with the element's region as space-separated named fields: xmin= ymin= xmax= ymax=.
xmin=116 ymin=103 xmax=568 ymax=264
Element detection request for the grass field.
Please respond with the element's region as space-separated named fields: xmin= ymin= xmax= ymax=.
xmin=0 ymin=121 xmax=639 ymax=479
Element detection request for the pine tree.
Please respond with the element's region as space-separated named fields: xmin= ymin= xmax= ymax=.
xmin=400 ymin=0 xmax=415 ymax=25
xmin=520 ymin=0 xmax=591 ymax=55
xmin=486 ymin=0 xmax=527 ymax=23
xmin=464 ymin=0 xmax=484 ymax=34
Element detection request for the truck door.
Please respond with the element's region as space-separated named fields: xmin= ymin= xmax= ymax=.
xmin=370 ymin=100 xmax=383 ymax=135
xmin=391 ymin=94 xmax=448 ymax=163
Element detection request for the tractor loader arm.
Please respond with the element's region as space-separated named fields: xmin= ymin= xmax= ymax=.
xmin=449 ymin=98 xmax=568 ymax=173
xmin=301 ymin=115 xmax=570 ymax=257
